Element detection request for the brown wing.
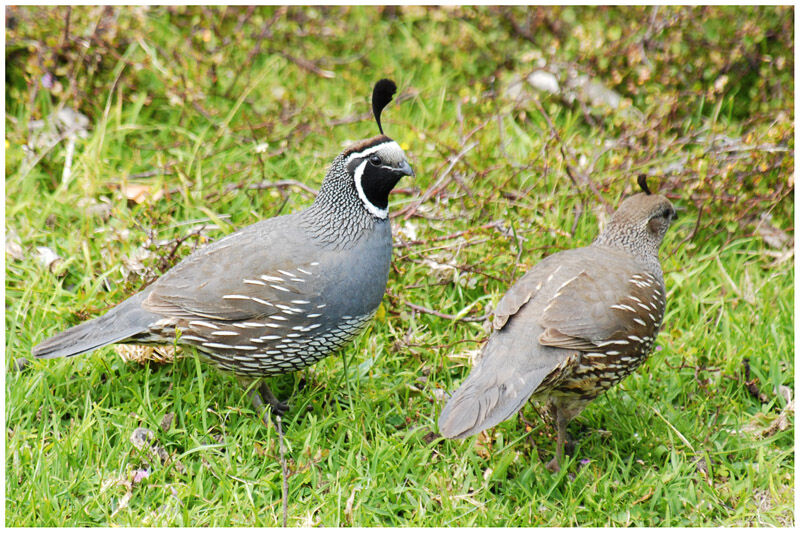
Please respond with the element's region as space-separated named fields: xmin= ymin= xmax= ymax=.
xmin=492 ymin=254 xmax=564 ymax=330
xmin=538 ymin=264 xmax=665 ymax=352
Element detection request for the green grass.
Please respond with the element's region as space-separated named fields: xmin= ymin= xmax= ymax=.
xmin=5 ymin=6 xmax=794 ymax=526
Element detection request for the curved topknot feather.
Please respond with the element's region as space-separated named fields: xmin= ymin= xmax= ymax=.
xmin=637 ymin=174 xmax=651 ymax=195
xmin=372 ymin=79 xmax=397 ymax=135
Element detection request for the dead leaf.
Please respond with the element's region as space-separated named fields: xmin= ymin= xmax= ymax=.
xmin=160 ymin=412 xmax=175 ymax=432
xmin=130 ymin=427 xmax=155 ymax=450
xmin=130 ymin=426 xmax=186 ymax=474
xmin=116 ymin=344 xmax=180 ymax=365
xmin=344 ymin=487 xmax=358 ymax=524
xmin=35 ymin=246 xmax=64 ymax=275
xmin=633 ymin=487 xmax=654 ymax=505
xmin=121 ymin=183 xmax=164 ymax=204
xmin=762 ymin=399 xmax=794 ymax=438
xmin=775 ymin=385 xmax=792 ymax=404
xmin=474 ymin=430 xmax=493 ymax=459
xmin=756 ymin=213 xmax=790 ymax=249
xmin=6 ymin=229 xmax=24 ymax=261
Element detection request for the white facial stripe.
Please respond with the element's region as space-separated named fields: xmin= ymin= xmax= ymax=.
xmin=353 ymin=160 xmax=389 ymax=219
xmin=345 ymin=140 xmax=403 ymax=165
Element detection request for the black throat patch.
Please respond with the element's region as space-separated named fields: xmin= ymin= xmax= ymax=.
xmin=359 ymin=162 xmax=402 ymax=210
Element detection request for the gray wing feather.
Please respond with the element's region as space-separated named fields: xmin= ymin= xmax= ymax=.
xmin=492 ymin=254 xmax=564 ymax=329
xmin=439 ymin=318 xmax=572 ymax=438
xmin=31 ymin=292 xmax=159 ymax=359
xmin=142 ymin=216 xmax=322 ymax=320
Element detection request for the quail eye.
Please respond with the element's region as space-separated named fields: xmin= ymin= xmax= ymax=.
xmin=369 ymin=155 xmax=382 ymax=166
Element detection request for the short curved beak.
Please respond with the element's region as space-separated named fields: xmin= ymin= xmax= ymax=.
xmin=396 ymin=160 xmax=415 ymax=178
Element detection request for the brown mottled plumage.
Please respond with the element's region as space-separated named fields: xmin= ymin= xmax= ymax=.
xmin=439 ymin=184 xmax=677 ymax=471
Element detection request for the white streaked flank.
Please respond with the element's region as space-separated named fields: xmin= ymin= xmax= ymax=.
xmin=270 ymin=284 xmax=290 ymax=292
xmin=189 ymin=320 xmax=220 ymax=330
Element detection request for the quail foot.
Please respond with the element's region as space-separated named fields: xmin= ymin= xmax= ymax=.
xmin=32 ymin=79 xmax=414 ymax=423
xmin=438 ymin=176 xmax=676 ymax=472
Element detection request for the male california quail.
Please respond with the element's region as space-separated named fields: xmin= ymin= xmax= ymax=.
xmin=438 ymin=177 xmax=676 ymax=471
xmin=32 ymin=79 xmax=414 ymax=419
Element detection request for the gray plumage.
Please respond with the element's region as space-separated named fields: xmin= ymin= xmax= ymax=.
xmin=33 ymin=80 xmax=414 ymax=414
xmin=439 ymin=187 xmax=676 ymax=470
xmin=33 ymin=137 xmax=412 ymax=375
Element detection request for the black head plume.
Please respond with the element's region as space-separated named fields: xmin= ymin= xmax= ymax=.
xmin=637 ymin=174 xmax=651 ymax=195
xmin=372 ymin=79 xmax=397 ymax=135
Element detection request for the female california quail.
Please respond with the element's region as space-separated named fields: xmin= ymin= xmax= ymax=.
xmin=32 ymin=79 xmax=414 ymax=418
xmin=438 ymin=177 xmax=677 ymax=471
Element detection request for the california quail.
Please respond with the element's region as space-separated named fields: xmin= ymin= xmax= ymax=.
xmin=32 ymin=79 xmax=414 ymax=418
xmin=438 ymin=177 xmax=676 ymax=471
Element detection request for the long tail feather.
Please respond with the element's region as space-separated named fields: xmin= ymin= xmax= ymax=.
xmin=32 ymin=292 xmax=158 ymax=359
xmin=438 ymin=328 xmax=569 ymax=439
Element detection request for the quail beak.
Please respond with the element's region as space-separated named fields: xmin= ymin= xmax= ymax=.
xmin=395 ymin=160 xmax=415 ymax=179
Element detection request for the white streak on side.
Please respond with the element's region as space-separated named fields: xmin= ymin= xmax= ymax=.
xmin=633 ymin=317 xmax=647 ymax=326
xmin=211 ymin=331 xmax=238 ymax=337
xmin=243 ymin=279 xmax=266 ymax=286
xmin=202 ymin=342 xmax=233 ymax=349
xmin=189 ymin=320 xmax=219 ymax=330
xmin=270 ymin=284 xmax=291 ymax=292
xmin=296 ymin=267 xmax=312 ymax=275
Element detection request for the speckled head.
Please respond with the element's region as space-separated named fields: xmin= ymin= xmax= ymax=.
xmin=335 ymin=80 xmax=414 ymax=219
xmin=311 ymin=80 xmax=414 ymax=222
xmin=595 ymin=178 xmax=677 ymax=264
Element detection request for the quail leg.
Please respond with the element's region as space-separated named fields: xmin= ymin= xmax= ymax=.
xmin=241 ymin=380 xmax=289 ymax=526
xmin=258 ymin=382 xmax=290 ymax=416
xmin=246 ymin=385 xmax=272 ymax=427
xmin=546 ymin=405 xmax=569 ymax=473
xmin=239 ymin=378 xmax=289 ymax=427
